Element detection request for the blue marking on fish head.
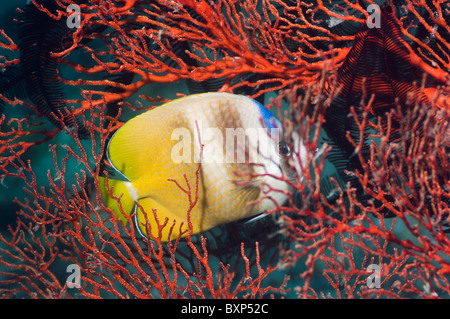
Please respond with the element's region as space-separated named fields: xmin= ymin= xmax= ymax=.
xmin=254 ymin=100 xmax=281 ymax=130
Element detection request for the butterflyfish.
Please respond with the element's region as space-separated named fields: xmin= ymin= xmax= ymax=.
xmin=100 ymin=92 xmax=304 ymax=241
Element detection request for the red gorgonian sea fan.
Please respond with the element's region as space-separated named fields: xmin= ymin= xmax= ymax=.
xmin=0 ymin=0 xmax=448 ymax=299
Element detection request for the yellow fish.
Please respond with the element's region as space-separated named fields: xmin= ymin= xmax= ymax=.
xmin=100 ymin=92 xmax=298 ymax=241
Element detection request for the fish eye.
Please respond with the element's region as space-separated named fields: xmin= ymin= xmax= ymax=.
xmin=278 ymin=142 xmax=291 ymax=157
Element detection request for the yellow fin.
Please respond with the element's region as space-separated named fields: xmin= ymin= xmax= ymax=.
xmin=233 ymin=182 xmax=261 ymax=215
xmin=98 ymin=176 xmax=136 ymax=225
xmin=135 ymin=197 xmax=203 ymax=241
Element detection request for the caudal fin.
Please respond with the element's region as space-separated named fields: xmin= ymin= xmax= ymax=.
xmin=99 ymin=176 xmax=136 ymax=225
